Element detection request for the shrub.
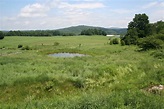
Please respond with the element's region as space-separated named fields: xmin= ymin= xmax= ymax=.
xmin=44 ymin=81 xmax=54 ymax=91
xmin=138 ymin=36 xmax=163 ymax=50
xmin=18 ymin=44 xmax=23 ymax=48
xmin=156 ymin=34 xmax=164 ymax=41
xmin=112 ymin=38 xmax=120 ymax=44
xmin=110 ymin=38 xmax=120 ymax=45
xmin=151 ymin=50 xmax=164 ymax=59
xmin=69 ymin=78 xmax=85 ymax=88
xmin=35 ymin=74 xmax=50 ymax=83
xmin=21 ymin=45 xmax=31 ymax=50
xmin=121 ymin=40 xmax=125 ymax=46
xmin=110 ymin=40 xmax=113 ymax=45
xmin=0 ymin=31 xmax=4 ymax=40
xmin=54 ymin=42 xmax=60 ymax=46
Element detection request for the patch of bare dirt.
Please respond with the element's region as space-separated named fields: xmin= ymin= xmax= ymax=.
xmin=145 ymin=84 xmax=164 ymax=94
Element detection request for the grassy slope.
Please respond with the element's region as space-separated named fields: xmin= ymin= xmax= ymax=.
xmin=0 ymin=36 xmax=164 ymax=108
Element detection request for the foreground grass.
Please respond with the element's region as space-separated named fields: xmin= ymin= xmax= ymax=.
xmin=0 ymin=36 xmax=164 ymax=108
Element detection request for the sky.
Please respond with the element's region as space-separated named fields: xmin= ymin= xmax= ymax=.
xmin=0 ymin=0 xmax=164 ymax=30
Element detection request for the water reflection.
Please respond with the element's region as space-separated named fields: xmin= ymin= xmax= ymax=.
xmin=48 ymin=53 xmax=87 ymax=58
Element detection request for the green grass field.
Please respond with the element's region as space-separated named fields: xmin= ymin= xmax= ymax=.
xmin=0 ymin=36 xmax=164 ymax=108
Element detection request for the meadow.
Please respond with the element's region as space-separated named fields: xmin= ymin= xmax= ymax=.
xmin=0 ymin=36 xmax=164 ymax=108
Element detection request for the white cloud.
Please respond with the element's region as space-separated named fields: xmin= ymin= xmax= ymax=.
xmin=48 ymin=1 xmax=106 ymax=28
xmin=111 ymin=9 xmax=133 ymax=14
xmin=3 ymin=0 xmax=163 ymax=30
xmin=59 ymin=2 xmax=105 ymax=9
xmin=2 ymin=0 xmax=105 ymax=30
xmin=18 ymin=1 xmax=105 ymax=19
xmin=148 ymin=9 xmax=164 ymax=22
xmin=143 ymin=1 xmax=164 ymax=9
xmin=143 ymin=2 xmax=158 ymax=9
xmin=18 ymin=3 xmax=49 ymax=17
xmin=141 ymin=1 xmax=164 ymax=22
xmin=73 ymin=0 xmax=104 ymax=2
xmin=2 ymin=17 xmax=17 ymax=21
xmin=48 ymin=0 xmax=62 ymax=8
xmin=25 ymin=21 xmax=30 ymax=25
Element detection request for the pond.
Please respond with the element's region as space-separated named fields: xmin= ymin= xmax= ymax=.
xmin=48 ymin=53 xmax=88 ymax=58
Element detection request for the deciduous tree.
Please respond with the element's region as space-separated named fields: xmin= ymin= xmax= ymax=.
xmin=0 ymin=31 xmax=4 ymax=40
xmin=123 ymin=13 xmax=150 ymax=44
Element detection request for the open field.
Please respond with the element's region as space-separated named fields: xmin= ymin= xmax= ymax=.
xmin=0 ymin=36 xmax=164 ymax=108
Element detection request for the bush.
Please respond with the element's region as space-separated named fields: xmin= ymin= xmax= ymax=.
xmin=0 ymin=31 xmax=4 ymax=40
xmin=54 ymin=42 xmax=60 ymax=46
xmin=151 ymin=50 xmax=164 ymax=59
xmin=156 ymin=34 xmax=164 ymax=41
xmin=69 ymin=78 xmax=85 ymax=88
xmin=113 ymin=38 xmax=120 ymax=44
xmin=110 ymin=38 xmax=120 ymax=45
xmin=21 ymin=45 xmax=31 ymax=50
xmin=138 ymin=36 xmax=163 ymax=50
xmin=121 ymin=40 xmax=125 ymax=46
xmin=110 ymin=40 xmax=113 ymax=45
xmin=18 ymin=44 xmax=23 ymax=48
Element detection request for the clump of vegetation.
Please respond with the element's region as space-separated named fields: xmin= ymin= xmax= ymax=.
xmin=0 ymin=46 xmax=5 ymax=49
xmin=69 ymin=78 xmax=85 ymax=88
xmin=109 ymin=38 xmax=120 ymax=45
xmin=21 ymin=45 xmax=31 ymax=50
xmin=121 ymin=40 xmax=125 ymax=46
xmin=54 ymin=42 xmax=60 ymax=46
xmin=18 ymin=44 xmax=23 ymax=48
xmin=138 ymin=35 xmax=163 ymax=50
xmin=44 ymin=81 xmax=54 ymax=91
xmin=0 ymin=31 xmax=4 ymax=40
xmin=151 ymin=50 xmax=164 ymax=59
xmin=109 ymin=40 xmax=113 ymax=45
xmin=113 ymin=38 xmax=120 ymax=44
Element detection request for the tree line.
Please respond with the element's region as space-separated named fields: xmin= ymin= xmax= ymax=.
xmin=80 ymin=28 xmax=107 ymax=36
xmin=2 ymin=30 xmax=76 ymax=37
xmin=0 ymin=28 xmax=107 ymax=38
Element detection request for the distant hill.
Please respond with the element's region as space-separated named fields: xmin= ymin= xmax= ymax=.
xmin=56 ymin=25 xmax=127 ymax=35
xmin=2 ymin=25 xmax=127 ymax=36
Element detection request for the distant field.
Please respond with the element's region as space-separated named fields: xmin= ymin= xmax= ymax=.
xmin=0 ymin=36 xmax=163 ymax=108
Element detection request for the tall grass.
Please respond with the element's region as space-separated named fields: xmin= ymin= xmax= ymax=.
xmin=0 ymin=36 xmax=163 ymax=108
